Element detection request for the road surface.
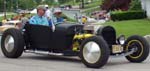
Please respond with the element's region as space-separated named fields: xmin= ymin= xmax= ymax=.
xmin=0 ymin=36 xmax=150 ymax=71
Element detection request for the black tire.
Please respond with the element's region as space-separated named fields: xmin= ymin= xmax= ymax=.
xmin=124 ymin=35 xmax=149 ymax=62
xmin=1 ymin=28 xmax=24 ymax=58
xmin=80 ymin=36 xmax=110 ymax=68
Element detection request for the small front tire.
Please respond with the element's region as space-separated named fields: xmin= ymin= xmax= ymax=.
xmin=124 ymin=35 xmax=149 ymax=62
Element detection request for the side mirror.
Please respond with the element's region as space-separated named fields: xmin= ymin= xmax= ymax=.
xmin=117 ymin=35 xmax=125 ymax=45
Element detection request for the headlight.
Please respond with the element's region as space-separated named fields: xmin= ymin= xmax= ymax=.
xmin=117 ymin=35 xmax=125 ymax=45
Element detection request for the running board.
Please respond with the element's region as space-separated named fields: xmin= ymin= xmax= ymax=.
xmin=24 ymin=50 xmax=63 ymax=56
xmin=110 ymin=48 xmax=136 ymax=58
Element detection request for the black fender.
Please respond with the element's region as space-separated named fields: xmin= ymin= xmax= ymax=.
xmin=96 ymin=26 xmax=116 ymax=45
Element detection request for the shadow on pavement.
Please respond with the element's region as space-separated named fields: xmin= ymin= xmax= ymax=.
xmin=20 ymin=54 xmax=81 ymax=63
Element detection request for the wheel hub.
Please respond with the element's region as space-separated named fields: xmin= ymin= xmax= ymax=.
xmin=83 ymin=41 xmax=101 ymax=64
xmin=126 ymin=40 xmax=143 ymax=59
xmin=4 ymin=35 xmax=15 ymax=52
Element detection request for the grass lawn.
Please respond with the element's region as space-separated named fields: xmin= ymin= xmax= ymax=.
xmin=82 ymin=0 xmax=101 ymax=14
xmin=0 ymin=15 xmax=12 ymax=21
xmin=105 ymin=19 xmax=150 ymax=37
xmin=84 ymin=1 xmax=101 ymax=9
xmin=0 ymin=17 xmax=3 ymax=21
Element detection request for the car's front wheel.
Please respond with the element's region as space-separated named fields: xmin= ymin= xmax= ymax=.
xmin=80 ymin=36 xmax=110 ymax=68
xmin=124 ymin=35 xmax=149 ymax=62
xmin=1 ymin=28 xmax=24 ymax=58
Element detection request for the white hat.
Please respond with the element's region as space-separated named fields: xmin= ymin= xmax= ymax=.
xmin=37 ymin=5 xmax=46 ymax=11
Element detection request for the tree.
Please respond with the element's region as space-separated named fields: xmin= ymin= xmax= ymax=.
xmin=34 ymin=0 xmax=42 ymax=4
xmin=129 ymin=0 xmax=142 ymax=10
xmin=0 ymin=0 xmax=4 ymax=12
xmin=18 ymin=0 xmax=36 ymax=10
xmin=81 ymin=0 xmax=84 ymax=8
xmin=0 ymin=0 xmax=82 ymax=12
xmin=101 ymin=0 xmax=131 ymax=11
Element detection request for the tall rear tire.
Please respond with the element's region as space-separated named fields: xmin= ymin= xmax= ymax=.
xmin=80 ymin=36 xmax=110 ymax=68
xmin=124 ymin=35 xmax=149 ymax=62
xmin=1 ymin=28 xmax=24 ymax=58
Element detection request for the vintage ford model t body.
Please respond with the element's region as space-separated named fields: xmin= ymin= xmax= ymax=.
xmin=1 ymin=23 xmax=149 ymax=68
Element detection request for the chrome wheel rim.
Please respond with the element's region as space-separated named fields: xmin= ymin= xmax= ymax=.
xmin=83 ymin=41 xmax=101 ymax=64
xmin=4 ymin=35 xmax=15 ymax=52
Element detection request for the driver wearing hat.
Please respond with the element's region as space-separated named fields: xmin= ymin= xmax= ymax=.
xmin=29 ymin=5 xmax=49 ymax=26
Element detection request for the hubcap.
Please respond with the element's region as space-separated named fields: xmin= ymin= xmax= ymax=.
xmin=126 ymin=40 xmax=143 ymax=59
xmin=4 ymin=35 xmax=15 ymax=52
xmin=83 ymin=41 xmax=101 ymax=64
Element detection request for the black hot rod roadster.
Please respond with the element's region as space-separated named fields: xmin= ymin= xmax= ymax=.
xmin=1 ymin=23 xmax=149 ymax=68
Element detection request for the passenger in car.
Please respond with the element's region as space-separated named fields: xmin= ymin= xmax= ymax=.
xmin=48 ymin=8 xmax=64 ymax=26
xmin=29 ymin=5 xmax=49 ymax=26
xmin=54 ymin=9 xmax=64 ymax=24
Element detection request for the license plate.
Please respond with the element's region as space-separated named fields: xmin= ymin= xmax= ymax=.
xmin=112 ymin=45 xmax=123 ymax=53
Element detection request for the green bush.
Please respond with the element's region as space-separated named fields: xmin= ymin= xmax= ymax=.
xmin=111 ymin=11 xmax=146 ymax=21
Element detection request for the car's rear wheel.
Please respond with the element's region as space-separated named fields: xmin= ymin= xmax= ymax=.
xmin=124 ymin=35 xmax=149 ymax=62
xmin=1 ymin=28 xmax=24 ymax=58
xmin=80 ymin=36 xmax=109 ymax=68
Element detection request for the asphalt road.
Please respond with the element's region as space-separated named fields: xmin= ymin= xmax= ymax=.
xmin=0 ymin=37 xmax=150 ymax=71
